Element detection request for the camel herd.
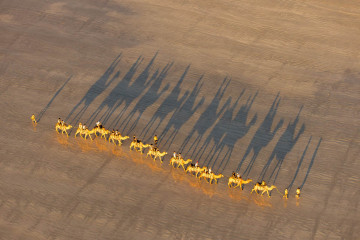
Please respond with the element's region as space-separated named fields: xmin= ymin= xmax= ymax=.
xmin=41 ymin=117 xmax=301 ymax=199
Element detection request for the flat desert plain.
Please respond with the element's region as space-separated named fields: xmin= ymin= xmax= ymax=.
xmin=0 ymin=0 xmax=359 ymax=239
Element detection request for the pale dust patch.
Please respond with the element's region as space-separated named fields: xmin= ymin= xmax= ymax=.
xmin=45 ymin=2 xmax=67 ymax=15
xmin=0 ymin=14 xmax=13 ymax=23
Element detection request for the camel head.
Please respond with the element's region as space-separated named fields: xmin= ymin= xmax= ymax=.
xmin=269 ymin=185 xmax=277 ymax=190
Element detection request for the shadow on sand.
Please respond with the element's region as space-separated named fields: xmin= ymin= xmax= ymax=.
xmin=179 ymin=77 xmax=230 ymax=155
xmin=158 ymin=74 xmax=205 ymax=150
xmin=208 ymin=92 xmax=258 ymax=173
xmin=66 ymin=54 xmax=122 ymax=124
xmin=259 ymin=106 xmax=306 ymax=184
xmin=140 ymin=65 xmax=191 ymax=139
xmin=237 ymin=93 xmax=284 ymax=177
xmin=37 ymin=75 xmax=72 ymax=122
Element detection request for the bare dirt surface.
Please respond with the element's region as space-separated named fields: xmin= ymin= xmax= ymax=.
xmin=0 ymin=0 xmax=359 ymax=239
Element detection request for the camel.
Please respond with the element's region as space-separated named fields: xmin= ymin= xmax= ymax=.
xmin=251 ymin=182 xmax=277 ymax=197
xmin=178 ymin=159 xmax=192 ymax=170
xmin=147 ymin=149 xmax=167 ymax=162
xmin=153 ymin=151 xmax=168 ymax=162
xmin=130 ymin=140 xmax=150 ymax=153
xmin=211 ymin=173 xmax=224 ymax=184
xmin=55 ymin=123 xmax=72 ymax=136
xmin=74 ymin=126 xmax=96 ymax=140
xmin=146 ymin=148 xmax=156 ymax=158
xmin=109 ymin=133 xmax=129 ymax=145
xmin=185 ymin=165 xmax=208 ymax=177
xmin=169 ymin=157 xmax=181 ymax=168
xmin=199 ymin=172 xmax=224 ymax=184
xmin=228 ymin=176 xmax=253 ymax=189
xmin=95 ymin=127 xmax=110 ymax=139
xmin=74 ymin=127 xmax=85 ymax=138
xmin=169 ymin=157 xmax=192 ymax=170
xmin=83 ymin=128 xmax=97 ymax=140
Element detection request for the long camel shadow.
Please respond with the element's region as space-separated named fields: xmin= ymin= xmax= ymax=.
xmin=87 ymin=56 xmax=142 ymax=127
xmin=179 ymin=77 xmax=230 ymax=155
xmin=287 ymin=136 xmax=312 ymax=191
xmin=210 ymin=92 xmax=258 ymax=173
xmin=65 ymin=54 xmax=122 ymax=124
xmin=300 ymin=137 xmax=322 ymax=189
xmin=194 ymin=94 xmax=242 ymax=166
xmin=109 ymin=53 xmax=158 ymax=128
xmin=121 ymin=62 xmax=172 ymax=134
xmin=159 ymin=76 xmax=205 ymax=150
xmin=37 ymin=75 xmax=72 ymax=123
xmin=259 ymin=106 xmax=305 ymax=184
xmin=140 ymin=65 xmax=190 ymax=139
xmin=238 ymin=93 xmax=284 ymax=177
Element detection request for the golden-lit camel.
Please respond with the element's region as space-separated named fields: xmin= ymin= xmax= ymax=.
xmin=199 ymin=172 xmax=224 ymax=184
xmin=169 ymin=157 xmax=181 ymax=168
xmin=74 ymin=127 xmax=85 ymax=138
xmin=153 ymin=151 xmax=168 ymax=162
xmin=146 ymin=148 xmax=156 ymax=158
xmin=109 ymin=133 xmax=129 ymax=145
xmin=95 ymin=127 xmax=110 ymax=139
xmin=251 ymin=182 xmax=278 ymax=197
xmin=211 ymin=173 xmax=225 ymax=184
xmin=178 ymin=159 xmax=192 ymax=170
xmin=147 ymin=149 xmax=167 ymax=162
xmin=186 ymin=165 xmax=208 ymax=177
xmin=169 ymin=157 xmax=192 ymax=170
xmin=228 ymin=176 xmax=253 ymax=189
xmin=55 ymin=122 xmax=73 ymax=136
xmin=83 ymin=128 xmax=97 ymax=140
xmin=130 ymin=140 xmax=150 ymax=153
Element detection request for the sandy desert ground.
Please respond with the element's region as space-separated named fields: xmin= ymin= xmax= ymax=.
xmin=0 ymin=0 xmax=359 ymax=239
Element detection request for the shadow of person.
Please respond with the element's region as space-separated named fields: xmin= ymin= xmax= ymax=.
xmin=259 ymin=106 xmax=305 ymax=184
xmin=299 ymin=137 xmax=322 ymax=189
xmin=66 ymin=54 xmax=122 ymax=123
xmin=38 ymin=75 xmax=72 ymax=123
xmin=140 ymin=65 xmax=191 ymax=139
xmin=121 ymin=62 xmax=172 ymax=134
xmin=238 ymin=93 xmax=284 ymax=177
xmin=179 ymin=77 xmax=230 ymax=155
xmin=159 ymin=76 xmax=205 ymax=149
xmin=287 ymin=136 xmax=312 ymax=192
